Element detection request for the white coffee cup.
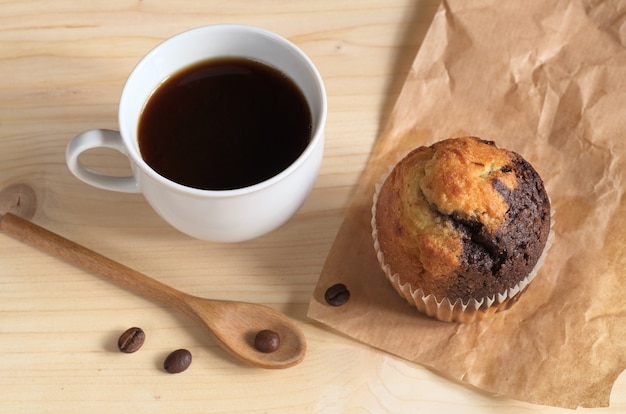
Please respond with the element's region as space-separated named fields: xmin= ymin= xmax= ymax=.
xmin=66 ymin=24 xmax=327 ymax=242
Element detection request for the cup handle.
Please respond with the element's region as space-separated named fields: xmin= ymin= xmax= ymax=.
xmin=66 ymin=129 xmax=140 ymax=193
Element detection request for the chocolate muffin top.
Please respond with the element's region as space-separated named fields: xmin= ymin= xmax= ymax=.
xmin=374 ymin=136 xmax=551 ymax=302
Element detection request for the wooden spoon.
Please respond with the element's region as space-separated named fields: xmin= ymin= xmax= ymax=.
xmin=0 ymin=212 xmax=306 ymax=369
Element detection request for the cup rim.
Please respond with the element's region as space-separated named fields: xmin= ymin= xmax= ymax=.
xmin=119 ymin=23 xmax=327 ymax=197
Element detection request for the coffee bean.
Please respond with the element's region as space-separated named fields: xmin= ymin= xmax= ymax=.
xmin=254 ymin=329 xmax=280 ymax=353
xmin=324 ymin=283 xmax=350 ymax=306
xmin=117 ymin=327 xmax=145 ymax=353
xmin=164 ymin=349 xmax=192 ymax=373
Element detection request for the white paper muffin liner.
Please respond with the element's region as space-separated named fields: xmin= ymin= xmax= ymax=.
xmin=371 ymin=174 xmax=555 ymax=324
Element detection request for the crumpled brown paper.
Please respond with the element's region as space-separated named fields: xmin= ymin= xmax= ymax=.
xmin=308 ymin=0 xmax=626 ymax=408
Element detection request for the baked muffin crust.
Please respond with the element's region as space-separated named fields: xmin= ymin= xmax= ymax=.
xmin=374 ymin=136 xmax=551 ymax=303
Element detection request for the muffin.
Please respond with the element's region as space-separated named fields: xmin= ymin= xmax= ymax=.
xmin=371 ymin=136 xmax=552 ymax=323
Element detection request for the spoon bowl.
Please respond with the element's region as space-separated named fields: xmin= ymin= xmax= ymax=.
xmin=0 ymin=212 xmax=306 ymax=369
xmin=185 ymin=296 xmax=306 ymax=368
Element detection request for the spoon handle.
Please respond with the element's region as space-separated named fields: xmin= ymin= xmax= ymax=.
xmin=0 ymin=213 xmax=193 ymax=315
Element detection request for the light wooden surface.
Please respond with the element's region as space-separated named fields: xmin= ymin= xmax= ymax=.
xmin=0 ymin=1 xmax=624 ymax=412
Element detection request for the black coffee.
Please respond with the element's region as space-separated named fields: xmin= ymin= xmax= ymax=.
xmin=138 ymin=57 xmax=312 ymax=190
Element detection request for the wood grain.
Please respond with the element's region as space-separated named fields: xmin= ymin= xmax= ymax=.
xmin=1 ymin=0 xmax=624 ymax=412
xmin=0 ymin=212 xmax=306 ymax=369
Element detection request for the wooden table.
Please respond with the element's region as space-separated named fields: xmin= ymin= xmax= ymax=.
xmin=1 ymin=1 xmax=624 ymax=412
